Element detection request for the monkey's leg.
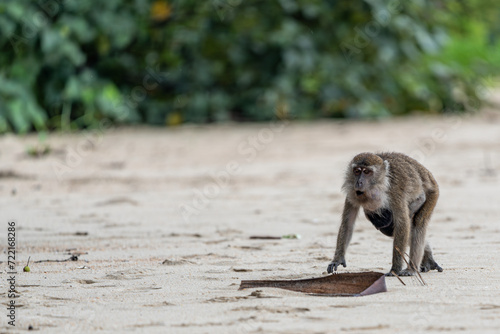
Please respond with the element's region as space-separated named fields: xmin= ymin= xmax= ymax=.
xmin=327 ymin=200 xmax=359 ymax=273
xmin=404 ymin=190 xmax=439 ymax=275
xmin=404 ymin=221 xmax=427 ymax=275
xmin=420 ymin=242 xmax=443 ymax=272
xmin=387 ymin=209 xmax=411 ymax=276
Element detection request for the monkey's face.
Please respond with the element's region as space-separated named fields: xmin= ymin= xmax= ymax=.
xmin=352 ymin=166 xmax=375 ymax=198
xmin=342 ymin=153 xmax=390 ymax=208
xmin=345 ymin=162 xmax=388 ymax=206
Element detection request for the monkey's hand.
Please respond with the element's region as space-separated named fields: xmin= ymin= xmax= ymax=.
xmin=327 ymin=258 xmax=346 ymax=273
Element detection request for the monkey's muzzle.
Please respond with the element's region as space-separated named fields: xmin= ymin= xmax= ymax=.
xmin=355 ymin=191 xmax=364 ymax=196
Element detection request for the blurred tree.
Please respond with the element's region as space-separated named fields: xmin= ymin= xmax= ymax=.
xmin=0 ymin=0 xmax=498 ymax=133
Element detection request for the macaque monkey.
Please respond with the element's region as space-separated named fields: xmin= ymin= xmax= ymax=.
xmin=327 ymin=152 xmax=443 ymax=276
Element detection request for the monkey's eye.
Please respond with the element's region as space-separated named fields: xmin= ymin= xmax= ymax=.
xmin=363 ymin=169 xmax=371 ymax=175
xmin=353 ymin=168 xmax=361 ymax=175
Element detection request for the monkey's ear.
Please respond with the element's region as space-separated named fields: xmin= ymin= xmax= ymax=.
xmin=384 ymin=160 xmax=390 ymax=172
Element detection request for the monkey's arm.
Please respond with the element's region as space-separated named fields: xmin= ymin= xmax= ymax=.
xmin=327 ymin=199 xmax=359 ymax=273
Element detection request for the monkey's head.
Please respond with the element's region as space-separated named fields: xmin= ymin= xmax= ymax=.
xmin=343 ymin=153 xmax=390 ymax=205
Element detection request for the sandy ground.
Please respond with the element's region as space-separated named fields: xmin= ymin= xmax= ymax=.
xmin=1 ymin=109 xmax=500 ymax=333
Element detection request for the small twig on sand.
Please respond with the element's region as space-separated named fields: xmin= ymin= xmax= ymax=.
xmin=391 ymin=271 xmax=406 ymax=286
xmin=249 ymin=236 xmax=281 ymax=240
xmin=34 ymin=255 xmax=79 ymax=263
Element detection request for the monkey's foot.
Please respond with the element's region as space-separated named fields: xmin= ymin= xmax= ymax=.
xmin=327 ymin=260 xmax=346 ymax=273
xmin=398 ymin=269 xmax=417 ymax=276
xmin=386 ymin=269 xmax=416 ymax=276
xmin=420 ymin=259 xmax=443 ymax=273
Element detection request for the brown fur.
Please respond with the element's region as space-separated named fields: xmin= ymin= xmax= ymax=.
xmin=327 ymin=152 xmax=443 ymax=276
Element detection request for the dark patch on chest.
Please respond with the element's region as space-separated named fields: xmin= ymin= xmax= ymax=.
xmin=365 ymin=208 xmax=394 ymax=237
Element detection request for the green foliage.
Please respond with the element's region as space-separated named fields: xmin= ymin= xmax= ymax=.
xmin=0 ymin=0 xmax=498 ymax=133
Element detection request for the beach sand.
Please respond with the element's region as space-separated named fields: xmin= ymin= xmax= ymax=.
xmin=1 ymin=110 xmax=500 ymax=333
